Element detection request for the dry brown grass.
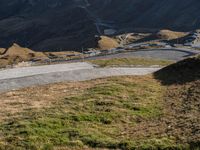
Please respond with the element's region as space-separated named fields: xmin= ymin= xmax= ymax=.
xmin=2 ymin=44 xmax=46 ymax=59
xmin=157 ymin=29 xmax=188 ymax=40
xmin=0 ymin=75 xmax=161 ymax=121
xmin=0 ymin=81 xmax=95 ymax=121
xmin=98 ymin=36 xmax=119 ymax=50
xmin=0 ymin=44 xmax=82 ymax=68
xmin=162 ymin=80 xmax=200 ymax=146
xmin=0 ymin=48 xmax=5 ymax=55
xmin=0 ymin=43 xmax=47 ymax=67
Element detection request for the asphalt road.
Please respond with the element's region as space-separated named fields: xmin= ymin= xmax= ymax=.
xmin=0 ymin=62 xmax=160 ymax=93
xmin=0 ymin=48 xmax=199 ymax=93
xmin=0 ymin=62 xmax=93 ymax=80
xmin=82 ymin=48 xmax=200 ymax=61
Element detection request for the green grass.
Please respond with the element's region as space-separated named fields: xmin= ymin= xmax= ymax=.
xmin=0 ymin=55 xmax=199 ymax=150
xmin=0 ymin=76 xmax=184 ymax=149
xmin=88 ymin=57 xmax=174 ymax=67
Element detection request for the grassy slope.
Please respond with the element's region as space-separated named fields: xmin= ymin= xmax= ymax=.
xmin=0 ymin=76 xmax=172 ymax=150
xmin=154 ymin=55 xmax=200 ymax=148
xmin=0 ymin=56 xmax=199 ymax=149
xmin=88 ymin=57 xmax=174 ymax=67
xmin=154 ymin=55 xmax=200 ymax=85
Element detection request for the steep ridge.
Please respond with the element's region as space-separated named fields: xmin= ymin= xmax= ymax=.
xmin=0 ymin=0 xmax=200 ymax=51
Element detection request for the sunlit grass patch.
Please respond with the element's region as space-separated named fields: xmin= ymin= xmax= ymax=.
xmin=88 ymin=57 xmax=174 ymax=67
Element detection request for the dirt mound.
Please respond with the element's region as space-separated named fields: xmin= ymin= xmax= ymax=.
xmin=98 ymin=36 xmax=119 ymax=50
xmin=0 ymin=44 xmax=84 ymax=68
xmin=4 ymin=43 xmax=46 ymax=59
xmin=0 ymin=43 xmax=47 ymax=67
xmin=154 ymin=55 xmax=200 ymax=85
xmin=157 ymin=29 xmax=188 ymax=40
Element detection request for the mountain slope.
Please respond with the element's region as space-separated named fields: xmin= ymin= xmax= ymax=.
xmin=0 ymin=0 xmax=200 ymax=51
xmin=0 ymin=0 xmax=98 ymax=51
xmin=90 ymin=0 xmax=200 ymax=30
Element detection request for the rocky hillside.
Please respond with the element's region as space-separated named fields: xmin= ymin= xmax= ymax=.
xmin=0 ymin=0 xmax=200 ymax=51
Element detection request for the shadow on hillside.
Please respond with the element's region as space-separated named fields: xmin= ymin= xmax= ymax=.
xmin=154 ymin=56 xmax=200 ymax=85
